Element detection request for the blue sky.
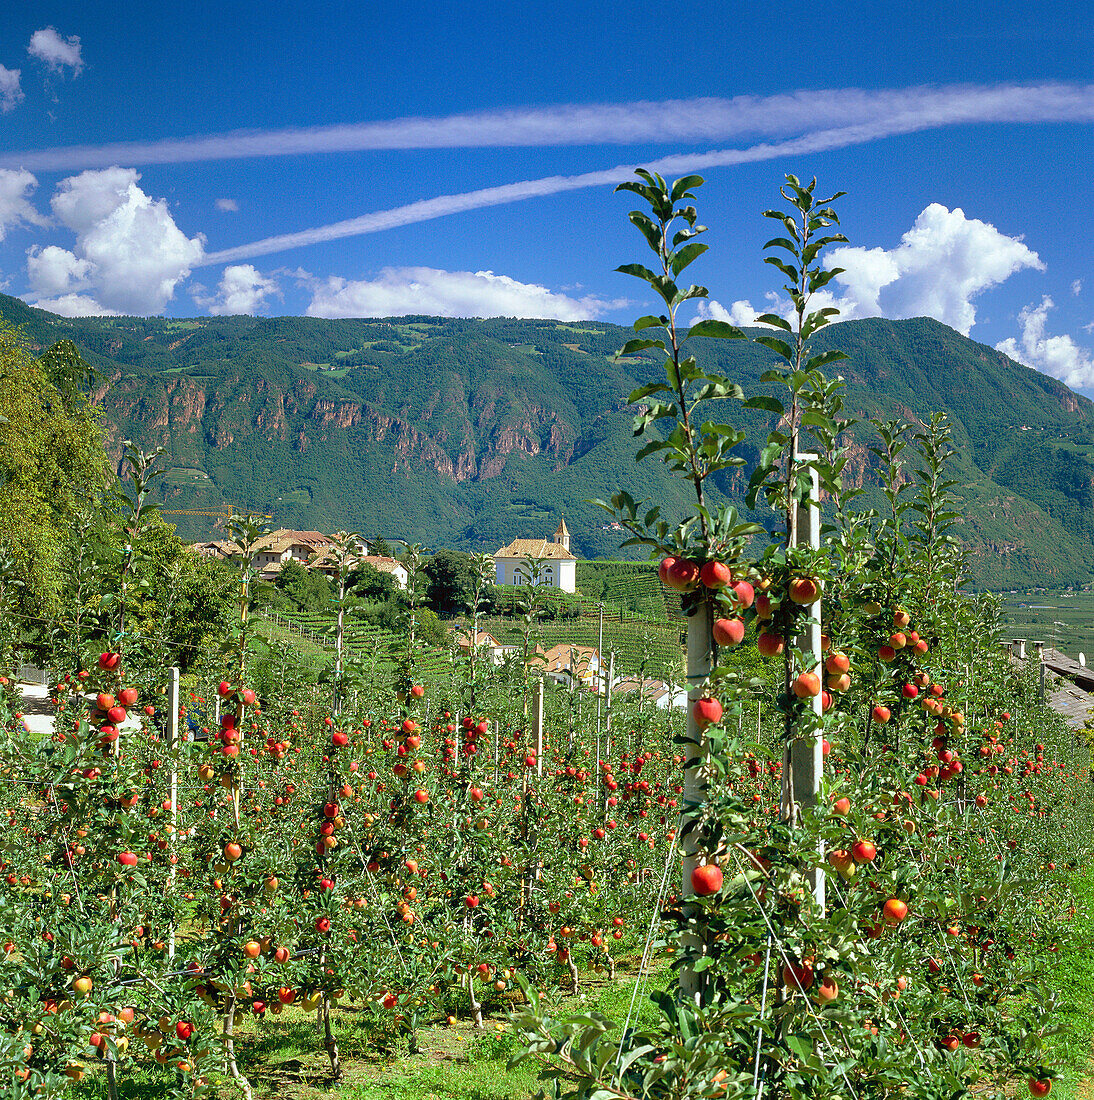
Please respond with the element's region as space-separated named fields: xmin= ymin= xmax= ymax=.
xmin=1 ymin=1 xmax=1092 ymax=388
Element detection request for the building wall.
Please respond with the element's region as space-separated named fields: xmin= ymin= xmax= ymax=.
xmin=494 ymin=556 xmax=574 ymax=591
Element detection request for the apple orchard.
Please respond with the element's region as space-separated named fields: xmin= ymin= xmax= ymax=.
xmin=0 ymin=173 xmax=1090 ymax=1100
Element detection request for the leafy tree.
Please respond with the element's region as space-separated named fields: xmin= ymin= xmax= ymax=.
xmin=0 ymin=322 xmax=110 ymax=621
xmin=274 ymin=558 xmax=334 ymax=612
xmin=423 ymin=548 xmax=476 ymax=616
xmin=349 ymin=561 xmax=399 ymax=602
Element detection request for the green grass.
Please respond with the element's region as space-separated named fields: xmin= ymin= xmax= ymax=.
xmin=1042 ymin=863 xmax=1094 ymax=1098
xmin=67 ymin=966 xmax=667 ymax=1100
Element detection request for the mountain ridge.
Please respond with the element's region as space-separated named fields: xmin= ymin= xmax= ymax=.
xmin=2 ymin=292 xmax=1093 ymax=588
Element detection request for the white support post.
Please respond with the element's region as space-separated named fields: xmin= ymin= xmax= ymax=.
xmin=167 ymin=666 xmax=180 ymax=960
xmin=533 ymin=679 xmax=544 ymax=779
xmin=784 ymin=455 xmax=825 ymax=910
xmin=679 ymin=598 xmax=713 ymax=1005
xmin=605 ymin=652 xmax=614 ymax=761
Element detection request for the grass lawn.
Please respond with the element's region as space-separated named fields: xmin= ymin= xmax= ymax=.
xmin=68 ymin=963 xmax=668 ymax=1099
xmin=1043 ymin=863 xmax=1094 ymax=1099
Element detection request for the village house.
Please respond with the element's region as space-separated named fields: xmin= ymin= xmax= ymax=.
xmin=191 ymin=530 xmax=409 ymax=588
xmin=492 ymin=518 xmax=577 ymax=592
xmin=452 ymin=628 xmax=506 ymax=665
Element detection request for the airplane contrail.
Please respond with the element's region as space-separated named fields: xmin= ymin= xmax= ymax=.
xmin=3 ymin=82 xmax=1091 ymax=173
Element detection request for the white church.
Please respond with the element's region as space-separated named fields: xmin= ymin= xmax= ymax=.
xmin=492 ymin=518 xmax=577 ymax=592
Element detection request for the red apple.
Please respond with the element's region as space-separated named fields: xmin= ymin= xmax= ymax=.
xmin=712 ymin=618 xmax=745 ymax=647
xmin=690 ymin=863 xmax=723 ymax=896
xmin=693 ymin=697 xmax=723 ymax=728
xmin=788 ymin=577 xmax=820 ymax=605
xmin=699 ymin=561 xmax=731 ymax=589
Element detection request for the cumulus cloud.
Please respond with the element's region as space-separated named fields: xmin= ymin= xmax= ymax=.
xmin=996 ymin=297 xmax=1094 ymax=391
xmin=821 ymin=204 xmax=1044 ymax=335
xmin=728 ymin=205 xmax=1043 ymax=338
xmin=215 ymin=198 xmax=239 ymax=212
xmin=1073 ymin=279 xmax=1083 ymax=296
xmin=29 ymin=293 xmax=118 ymax=317
xmin=24 ymin=167 xmax=204 ymax=315
xmin=28 ymin=28 xmax=83 ymax=75
xmin=0 ymin=169 xmax=48 ymax=240
xmin=304 ymin=266 xmax=621 ymax=320
xmin=695 ymin=298 xmax=782 ymax=328
xmin=194 ymin=264 xmax=279 ymax=315
xmin=0 ymin=66 xmax=23 ymax=113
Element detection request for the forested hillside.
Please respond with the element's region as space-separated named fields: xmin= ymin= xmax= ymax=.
xmin=2 ymin=291 xmax=1092 ymax=587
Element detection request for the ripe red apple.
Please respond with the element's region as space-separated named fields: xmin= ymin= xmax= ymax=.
xmin=667 ymin=558 xmax=701 ymax=591
xmin=218 ymin=681 xmax=233 ymax=697
xmin=1028 ymin=1080 xmax=1052 ymax=1097
xmin=792 ymin=671 xmax=821 ymax=698
xmin=98 ymin=652 xmax=120 ymax=671
xmin=788 ymin=577 xmax=820 ymax=605
xmin=812 ymin=976 xmax=839 ymax=1004
xmin=658 ymin=557 xmax=679 ymax=586
xmin=712 ymin=618 xmax=744 ymax=647
xmin=730 ymin=580 xmax=754 ymax=609
xmin=690 ymin=863 xmax=723 ymax=896
xmin=882 ymin=898 xmax=908 ymax=923
xmin=824 ymin=652 xmax=850 ymax=675
xmin=871 ymin=705 xmax=891 ymax=724
xmin=851 ymin=839 xmax=877 ymax=863
xmin=757 ymin=631 xmax=785 ymax=658
xmin=832 ymin=797 xmax=851 ymax=816
xmin=699 ymin=560 xmax=731 ymax=589
xmin=413 ymin=789 xmax=429 ymax=803
xmin=781 ymin=959 xmax=814 ymax=992
xmin=693 ymin=697 xmax=723 ymax=728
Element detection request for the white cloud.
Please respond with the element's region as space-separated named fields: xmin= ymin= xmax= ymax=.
xmin=28 ymin=28 xmax=83 ymax=75
xmin=696 ymin=298 xmax=782 ymax=328
xmin=1073 ymin=279 xmax=1083 ymax=296
xmin=24 ymin=167 xmax=204 ymax=315
xmin=996 ymin=297 xmax=1094 ymax=391
xmin=26 ymin=244 xmax=91 ymax=296
xmin=31 ymin=293 xmax=118 ymax=318
xmin=215 ymin=198 xmax=239 ymax=212
xmin=0 ymin=66 xmax=23 ymax=113
xmin=820 ymin=204 xmax=1043 ymax=335
xmin=0 ymin=169 xmax=48 ymax=240
xmin=304 ymin=266 xmax=621 ymax=320
xmin=195 ymin=264 xmax=279 ymax=315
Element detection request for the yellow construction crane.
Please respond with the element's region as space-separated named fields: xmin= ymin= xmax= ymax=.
xmin=162 ymin=504 xmax=273 ymax=523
